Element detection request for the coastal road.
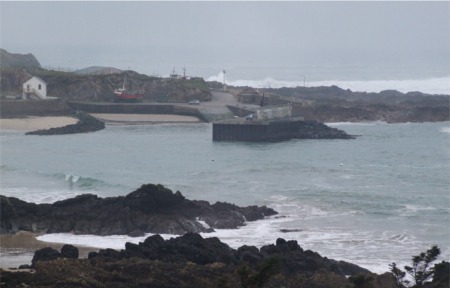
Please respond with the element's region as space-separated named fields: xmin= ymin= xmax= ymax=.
xmin=195 ymin=90 xmax=259 ymax=122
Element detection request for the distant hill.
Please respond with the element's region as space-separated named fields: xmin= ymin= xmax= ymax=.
xmin=75 ymin=66 xmax=122 ymax=75
xmin=0 ymin=49 xmax=41 ymax=69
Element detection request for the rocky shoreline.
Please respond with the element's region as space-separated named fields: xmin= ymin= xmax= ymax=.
xmin=0 ymin=184 xmax=277 ymax=236
xmin=1 ymin=184 xmax=449 ymax=287
xmin=3 ymin=233 xmax=449 ymax=287
xmin=0 ymin=233 xmax=394 ymax=288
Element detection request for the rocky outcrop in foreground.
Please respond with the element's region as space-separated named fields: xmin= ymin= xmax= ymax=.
xmin=1 ymin=233 xmax=409 ymax=288
xmin=3 ymin=235 xmax=448 ymax=288
xmin=0 ymin=184 xmax=277 ymax=236
xmin=25 ymin=111 xmax=105 ymax=135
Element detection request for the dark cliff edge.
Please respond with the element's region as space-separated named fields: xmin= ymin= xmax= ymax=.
xmin=0 ymin=183 xmax=277 ymax=236
xmin=25 ymin=111 xmax=105 ymax=135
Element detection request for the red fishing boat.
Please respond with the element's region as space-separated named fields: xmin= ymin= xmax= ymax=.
xmin=114 ymin=80 xmax=144 ymax=102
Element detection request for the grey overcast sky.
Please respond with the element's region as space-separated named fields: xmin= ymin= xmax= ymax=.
xmin=1 ymin=1 xmax=449 ymax=80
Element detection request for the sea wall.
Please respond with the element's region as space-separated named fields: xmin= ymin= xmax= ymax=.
xmin=0 ymin=99 xmax=71 ymax=117
xmin=67 ymin=101 xmax=207 ymax=121
xmin=212 ymin=118 xmax=354 ymax=142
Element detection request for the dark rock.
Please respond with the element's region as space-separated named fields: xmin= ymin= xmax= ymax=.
xmin=60 ymin=244 xmax=79 ymax=259
xmin=0 ymin=184 xmax=277 ymax=236
xmin=89 ymin=234 xmax=372 ymax=278
xmin=26 ymin=111 xmax=105 ymax=135
xmin=432 ymin=261 xmax=450 ymax=287
xmin=280 ymin=228 xmax=302 ymax=233
xmin=31 ymin=247 xmax=60 ymax=267
xmin=276 ymin=238 xmax=287 ymax=246
xmin=295 ymin=120 xmax=355 ymax=139
xmin=237 ymin=245 xmax=263 ymax=265
xmin=87 ymin=251 xmax=98 ymax=259
xmin=2 ymin=234 xmax=398 ymax=288
xmin=143 ymin=234 xmax=166 ymax=248
xmin=95 ymin=233 xmax=236 ymax=265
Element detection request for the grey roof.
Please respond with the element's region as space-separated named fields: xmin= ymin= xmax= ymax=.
xmin=24 ymin=76 xmax=47 ymax=85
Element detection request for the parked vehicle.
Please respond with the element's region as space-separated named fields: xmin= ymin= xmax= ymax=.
xmin=188 ymin=100 xmax=200 ymax=105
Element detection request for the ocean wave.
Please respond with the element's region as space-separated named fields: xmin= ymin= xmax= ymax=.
xmin=61 ymin=173 xmax=108 ymax=189
xmin=36 ymin=218 xmax=429 ymax=275
xmin=1 ymin=167 xmax=128 ymax=203
xmin=326 ymin=121 xmax=387 ymax=126
xmin=207 ymin=71 xmax=450 ymax=95
xmin=440 ymin=127 xmax=450 ymax=134
xmin=397 ymin=204 xmax=439 ymax=218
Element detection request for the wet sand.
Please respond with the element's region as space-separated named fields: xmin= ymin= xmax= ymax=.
xmin=90 ymin=113 xmax=200 ymax=123
xmin=0 ymin=114 xmax=201 ymax=132
xmin=0 ymin=232 xmax=97 ymax=270
xmin=0 ymin=116 xmax=78 ymax=131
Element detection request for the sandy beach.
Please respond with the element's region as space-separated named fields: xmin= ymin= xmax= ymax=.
xmin=0 ymin=232 xmax=97 ymax=269
xmin=0 ymin=114 xmax=201 ymax=132
xmin=0 ymin=116 xmax=79 ymax=131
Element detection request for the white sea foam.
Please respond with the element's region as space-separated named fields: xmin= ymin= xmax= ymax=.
xmin=440 ymin=126 xmax=450 ymax=134
xmin=326 ymin=121 xmax=387 ymax=126
xmin=37 ymin=233 xmax=176 ymax=250
xmin=398 ymin=204 xmax=438 ymax=217
xmin=0 ymin=187 xmax=85 ymax=204
xmin=36 ymin=217 xmax=422 ymax=274
xmin=207 ymin=72 xmax=450 ymax=95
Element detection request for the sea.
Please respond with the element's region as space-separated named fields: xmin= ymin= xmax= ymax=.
xmin=1 ymin=71 xmax=449 ymax=274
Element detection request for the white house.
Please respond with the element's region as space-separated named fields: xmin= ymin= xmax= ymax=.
xmin=22 ymin=76 xmax=47 ymax=99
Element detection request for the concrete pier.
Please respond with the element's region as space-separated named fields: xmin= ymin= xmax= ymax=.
xmin=212 ymin=117 xmax=305 ymax=142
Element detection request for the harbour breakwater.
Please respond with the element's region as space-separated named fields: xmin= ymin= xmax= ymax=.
xmin=213 ymin=118 xmax=354 ymax=142
xmin=25 ymin=111 xmax=105 ymax=135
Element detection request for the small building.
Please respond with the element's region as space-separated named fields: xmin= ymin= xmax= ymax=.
xmin=256 ymin=104 xmax=292 ymax=121
xmin=22 ymin=76 xmax=47 ymax=99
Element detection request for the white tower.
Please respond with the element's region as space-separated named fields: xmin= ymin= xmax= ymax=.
xmin=222 ymin=69 xmax=227 ymax=91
